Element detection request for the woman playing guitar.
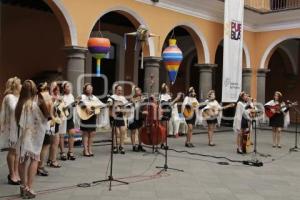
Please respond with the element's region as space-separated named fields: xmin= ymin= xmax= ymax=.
xmin=59 ymin=81 xmax=76 ymax=160
xmin=128 ymin=86 xmax=146 ymax=152
xmin=159 ymin=83 xmax=181 ymax=147
xmin=182 ymin=87 xmax=200 ymax=148
xmin=265 ymin=91 xmax=291 ymax=148
xmin=79 ymin=83 xmax=105 ymax=157
xmin=107 ymin=84 xmax=129 ymax=154
xmin=233 ymin=92 xmax=252 ymax=154
xmin=202 ymin=90 xmax=235 ymax=146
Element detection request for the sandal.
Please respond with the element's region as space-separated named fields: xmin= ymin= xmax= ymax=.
xmin=37 ymin=167 xmax=49 ymax=176
xmin=67 ymin=152 xmax=76 ymax=160
xmin=23 ymin=188 xmax=36 ymax=199
xmin=60 ymin=152 xmax=67 ymax=161
xmin=113 ymin=147 xmax=118 ymax=154
xmin=48 ymin=160 xmax=61 ymax=168
xmin=119 ymin=146 xmax=125 ymax=154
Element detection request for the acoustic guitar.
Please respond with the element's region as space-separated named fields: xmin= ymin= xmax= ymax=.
xmin=77 ymin=101 xmax=107 ymax=121
xmin=53 ymin=99 xmax=78 ymax=123
xmin=265 ymin=101 xmax=297 ymax=118
xmin=183 ymin=102 xmax=207 ymax=119
xmin=202 ymin=103 xmax=235 ymax=120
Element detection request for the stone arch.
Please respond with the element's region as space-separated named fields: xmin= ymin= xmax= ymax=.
xmin=87 ymin=6 xmax=155 ymax=56
xmin=44 ymin=0 xmax=78 ymax=46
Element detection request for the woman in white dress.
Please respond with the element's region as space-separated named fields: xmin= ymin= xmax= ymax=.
xmin=202 ymin=90 xmax=222 ymax=146
xmin=80 ymin=83 xmax=104 ymax=156
xmin=182 ymin=87 xmax=200 ymax=147
xmin=0 ymin=77 xmax=22 ymax=185
xmin=15 ymin=80 xmax=49 ymax=198
xmin=107 ymin=85 xmax=129 ymax=154
xmin=59 ymin=81 xmax=76 ymax=160
xmin=233 ymin=92 xmax=251 ymax=154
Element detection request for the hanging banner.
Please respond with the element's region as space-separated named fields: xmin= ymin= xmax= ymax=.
xmin=222 ymin=0 xmax=244 ymax=102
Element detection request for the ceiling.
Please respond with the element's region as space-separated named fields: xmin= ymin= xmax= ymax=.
xmin=136 ymin=0 xmax=300 ymax=32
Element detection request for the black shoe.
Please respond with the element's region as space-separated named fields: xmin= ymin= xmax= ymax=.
xmin=237 ymin=148 xmax=243 ymax=154
xmin=7 ymin=175 xmax=20 ymax=185
xmin=67 ymin=152 xmax=76 ymax=160
xmin=119 ymin=146 xmax=125 ymax=154
xmin=189 ymin=143 xmax=195 ymax=148
xmin=37 ymin=167 xmax=49 ymax=177
xmin=138 ymin=145 xmax=146 ymax=152
xmin=132 ymin=145 xmax=138 ymax=152
xmin=60 ymin=152 xmax=67 ymax=161
xmin=113 ymin=147 xmax=118 ymax=154
xmin=161 ymin=144 xmax=166 ymax=149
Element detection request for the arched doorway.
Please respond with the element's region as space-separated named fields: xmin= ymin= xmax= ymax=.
xmin=161 ymin=25 xmax=206 ymax=96
xmin=87 ymin=10 xmax=150 ymax=96
xmin=0 ymin=0 xmax=70 ymax=99
xmin=264 ymin=39 xmax=300 ymax=121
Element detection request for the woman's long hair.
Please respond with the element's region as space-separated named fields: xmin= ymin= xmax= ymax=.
xmin=4 ymin=77 xmax=21 ymax=96
xmin=15 ymin=80 xmax=37 ymax=124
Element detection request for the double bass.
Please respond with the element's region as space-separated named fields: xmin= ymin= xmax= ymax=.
xmin=140 ymin=96 xmax=166 ymax=145
xmin=140 ymin=76 xmax=166 ymax=146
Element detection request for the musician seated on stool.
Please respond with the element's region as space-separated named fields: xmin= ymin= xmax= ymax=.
xmin=265 ymin=91 xmax=290 ymax=148
xmin=128 ymin=86 xmax=146 ymax=152
xmin=202 ymin=90 xmax=222 ymax=146
xmin=80 ymin=83 xmax=104 ymax=157
xmin=233 ymin=92 xmax=252 ymax=154
xmin=182 ymin=87 xmax=200 ymax=148
xmin=107 ymin=85 xmax=128 ymax=154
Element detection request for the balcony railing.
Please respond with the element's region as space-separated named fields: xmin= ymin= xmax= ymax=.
xmin=245 ymin=0 xmax=300 ymax=13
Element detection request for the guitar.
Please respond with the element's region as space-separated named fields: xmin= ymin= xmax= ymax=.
xmin=265 ymin=101 xmax=297 ymax=118
xmin=53 ymin=99 xmax=78 ymax=123
xmin=202 ymin=103 xmax=235 ymax=120
xmin=77 ymin=101 xmax=107 ymax=120
xmin=242 ymin=130 xmax=251 ymax=154
xmin=183 ymin=102 xmax=207 ymax=119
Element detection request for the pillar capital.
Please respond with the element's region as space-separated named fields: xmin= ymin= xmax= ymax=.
xmin=257 ymin=68 xmax=270 ymax=77
xmin=64 ymin=46 xmax=88 ymax=59
xmin=143 ymin=56 xmax=162 ymax=68
xmin=194 ymin=64 xmax=217 ymax=72
xmin=242 ymin=67 xmax=252 ymax=73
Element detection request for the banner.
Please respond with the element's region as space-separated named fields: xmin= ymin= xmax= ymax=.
xmin=222 ymin=0 xmax=244 ymax=102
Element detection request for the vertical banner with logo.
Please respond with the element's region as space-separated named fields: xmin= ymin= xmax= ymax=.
xmin=222 ymin=0 xmax=244 ymax=102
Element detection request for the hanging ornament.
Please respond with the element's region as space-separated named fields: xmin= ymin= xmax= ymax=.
xmin=162 ymin=39 xmax=183 ymax=85
xmin=87 ymin=37 xmax=111 ymax=76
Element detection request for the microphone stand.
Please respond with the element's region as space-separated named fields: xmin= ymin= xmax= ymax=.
xmin=243 ymin=119 xmax=264 ymax=167
xmin=290 ymin=107 xmax=299 ymax=152
xmin=91 ymin=96 xmax=129 ymax=190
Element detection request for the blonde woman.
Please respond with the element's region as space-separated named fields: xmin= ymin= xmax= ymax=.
xmin=16 ymin=80 xmax=49 ymax=198
xmin=0 ymin=77 xmax=22 ymax=185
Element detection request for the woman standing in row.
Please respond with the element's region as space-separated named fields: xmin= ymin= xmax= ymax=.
xmin=16 ymin=80 xmax=49 ymax=198
xmin=128 ymin=86 xmax=146 ymax=152
xmin=0 ymin=77 xmax=22 ymax=185
xmin=182 ymin=87 xmax=199 ymax=148
xmin=59 ymin=81 xmax=76 ymax=160
xmin=80 ymin=83 xmax=104 ymax=157
xmin=233 ymin=92 xmax=251 ymax=154
xmin=265 ymin=91 xmax=290 ymax=148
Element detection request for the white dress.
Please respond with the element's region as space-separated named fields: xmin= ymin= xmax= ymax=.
xmin=160 ymin=93 xmax=182 ymax=135
xmin=233 ymin=101 xmax=251 ymax=134
xmin=58 ymin=93 xmax=76 ymax=134
xmin=201 ymin=100 xmax=222 ymax=127
xmin=0 ymin=94 xmax=19 ymax=149
xmin=182 ymin=96 xmax=200 ymax=125
xmin=18 ymin=101 xmax=48 ymax=162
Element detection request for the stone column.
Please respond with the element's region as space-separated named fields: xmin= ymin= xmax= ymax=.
xmin=242 ymin=68 xmax=252 ymax=94
xmin=194 ymin=64 xmax=217 ymax=99
xmin=64 ymin=46 xmax=88 ymax=96
xmin=256 ymin=68 xmax=270 ymax=104
xmin=143 ymin=56 xmax=161 ymax=94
